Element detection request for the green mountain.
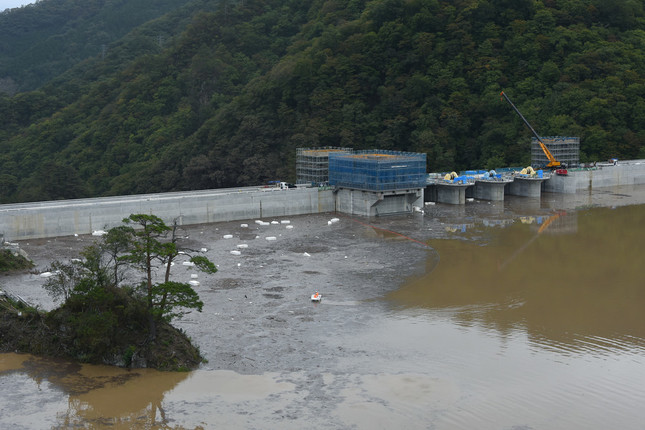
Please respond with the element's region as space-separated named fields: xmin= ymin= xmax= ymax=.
xmin=1 ymin=0 xmax=645 ymax=203
xmin=0 ymin=0 xmax=190 ymax=93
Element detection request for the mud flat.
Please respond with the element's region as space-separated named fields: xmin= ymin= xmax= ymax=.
xmin=2 ymin=212 xmax=434 ymax=374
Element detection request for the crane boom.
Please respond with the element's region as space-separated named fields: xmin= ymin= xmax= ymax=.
xmin=500 ymin=91 xmax=561 ymax=168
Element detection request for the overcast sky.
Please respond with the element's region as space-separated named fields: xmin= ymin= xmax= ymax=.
xmin=1 ymin=0 xmax=35 ymax=11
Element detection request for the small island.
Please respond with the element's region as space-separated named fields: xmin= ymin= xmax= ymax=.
xmin=0 ymin=214 xmax=216 ymax=371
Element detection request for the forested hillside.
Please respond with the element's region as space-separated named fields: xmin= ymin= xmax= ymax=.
xmin=1 ymin=0 xmax=645 ymax=203
xmin=0 ymin=0 xmax=191 ymax=93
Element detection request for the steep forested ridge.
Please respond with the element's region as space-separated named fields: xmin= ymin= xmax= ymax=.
xmin=1 ymin=0 xmax=645 ymax=203
xmin=0 ymin=0 xmax=190 ymax=93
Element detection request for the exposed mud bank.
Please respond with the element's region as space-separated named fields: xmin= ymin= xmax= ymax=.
xmin=2 ymin=212 xmax=436 ymax=375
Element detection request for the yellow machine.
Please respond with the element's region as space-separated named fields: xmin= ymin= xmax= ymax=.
xmin=500 ymin=91 xmax=561 ymax=168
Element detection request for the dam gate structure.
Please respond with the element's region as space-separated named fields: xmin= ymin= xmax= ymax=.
xmin=329 ymin=150 xmax=426 ymax=216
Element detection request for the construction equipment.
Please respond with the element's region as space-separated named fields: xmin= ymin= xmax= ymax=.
xmin=500 ymin=91 xmax=562 ymax=168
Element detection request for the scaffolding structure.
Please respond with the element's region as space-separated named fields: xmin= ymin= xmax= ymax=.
xmin=531 ymin=136 xmax=580 ymax=168
xmin=296 ymin=147 xmax=353 ymax=185
xmin=329 ymin=150 xmax=427 ymax=191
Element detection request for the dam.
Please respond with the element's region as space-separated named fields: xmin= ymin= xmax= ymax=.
xmin=0 ymin=186 xmax=335 ymax=241
xmin=1 ymin=160 xmax=645 ymax=241
xmin=426 ymin=159 xmax=645 ymax=204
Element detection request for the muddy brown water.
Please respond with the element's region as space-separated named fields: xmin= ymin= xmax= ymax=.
xmin=1 ymin=187 xmax=645 ymax=429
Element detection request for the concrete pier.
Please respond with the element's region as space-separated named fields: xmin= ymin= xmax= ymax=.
xmin=427 ymin=183 xmax=470 ymax=205
xmin=506 ymin=177 xmax=547 ymax=197
xmin=473 ymin=179 xmax=513 ymax=201
xmin=335 ymin=188 xmax=423 ymax=216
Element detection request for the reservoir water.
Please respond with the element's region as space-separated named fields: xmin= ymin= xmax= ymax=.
xmin=1 ymin=198 xmax=644 ymax=429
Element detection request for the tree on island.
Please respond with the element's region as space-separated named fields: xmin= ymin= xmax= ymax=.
xmin=38 ymin=213 xmax=217 ymax=368
xmin=120 ymin=214 xmax=217 ymax=339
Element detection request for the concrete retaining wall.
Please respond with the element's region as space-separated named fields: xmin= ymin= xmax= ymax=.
xmin=0 ymin=188 xmax=336 ymax=241
xmin=543 ymin=161 xmax=645 ymax=193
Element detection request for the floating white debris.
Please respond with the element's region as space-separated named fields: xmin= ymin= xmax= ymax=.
xmin=425 ymin=202 xmax=435 ymax=205
xmin=281 ymin=220 xmax=290 ymax=224
xmin=330 ymin=218 xmax=340 ymax=223
xmin=328 ymin=221 xmax=332 ymax=225
xmin=303 ymin=252 xmax=311 ymax=257
xmin=237 ymin=263 xmax=241 ymax=267
xmin=286 ymin=225 xmax=294 ymax=229
xmin=189 ymin=280 xmax=200 ymax=286
xmin=71 ymin=258 xmax=81 ymax=263
xmin=223 ymin=234 xmax=233 ymax=239
xmin=271 ymin=221 xmax=279 ymax=225
xmin=182 ymin=261 xmax=195 ymax=266
xmin=230 ymin=250 xmax=241 ymax=255
xmin=266 ymin=236 xmax=277 ymax=241
xmin=40 ymin=272 xmax=53 ymax=278
xmin=260 ymin=221 xmax=270 ymax=226
xmin=190 ymin=274 xmax=199 ymax=279
xmin=237 ymin=244 xmax=248 ymax=248
xmin=255 ymin=235 xmax=260 ymax=239
xmin=255 ymin=220 xmax=264 ymax=224
xmin=241 ymin=223 xmax=249 ymax=228
xmin=414 ymin=206 xmax=423 ymax=212
xmin=200 ymin=248 xmax=208 ymax=252
xmin=92 ymin=230 xmax=107 ymax=236
xmin=178 ymin=251 xmax=186 ymax=255
xmin=74 ymin=234 xmax=78 ymax=237
xmin=466 ymin=198 xmax=474 ymax=202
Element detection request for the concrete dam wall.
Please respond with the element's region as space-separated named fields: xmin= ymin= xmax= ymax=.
xmin=0 ymin=187 xmax=336 ymax=241
xmin=543 ymin=160 xmax=645 ymax=193
xmin=3 ymin=160 xmax=644 ymax=241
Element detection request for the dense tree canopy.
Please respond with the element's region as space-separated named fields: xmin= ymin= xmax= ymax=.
xmin=0 ymin=0 xmax=192 ymax=93
xmin=1 ymin=0 xmax=645 ymax=203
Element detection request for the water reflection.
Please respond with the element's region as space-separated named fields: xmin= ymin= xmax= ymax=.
xmin=0 ymin=354 xmax=189 ymax=429
xmin=387 ymin=204 xmax=645 ymax=356
xmin=0 ymin=353 xmax=300 ymax=430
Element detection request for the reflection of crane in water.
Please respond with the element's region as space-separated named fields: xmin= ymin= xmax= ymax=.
xmin=498 ymin=211 xmax=566 ymax=271
xmin=537 ymin=211 xmax=564 ymax=234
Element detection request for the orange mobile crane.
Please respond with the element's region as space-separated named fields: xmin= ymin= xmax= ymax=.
xmin=500 ymin=91 xmax=562 ymax=169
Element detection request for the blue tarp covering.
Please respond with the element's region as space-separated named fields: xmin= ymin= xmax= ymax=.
xmin=329 ymin=150 xmax=427 ymax=191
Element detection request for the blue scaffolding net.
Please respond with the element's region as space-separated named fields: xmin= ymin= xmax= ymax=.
xmin=329 ymin=150 xmax=427 ymax=191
